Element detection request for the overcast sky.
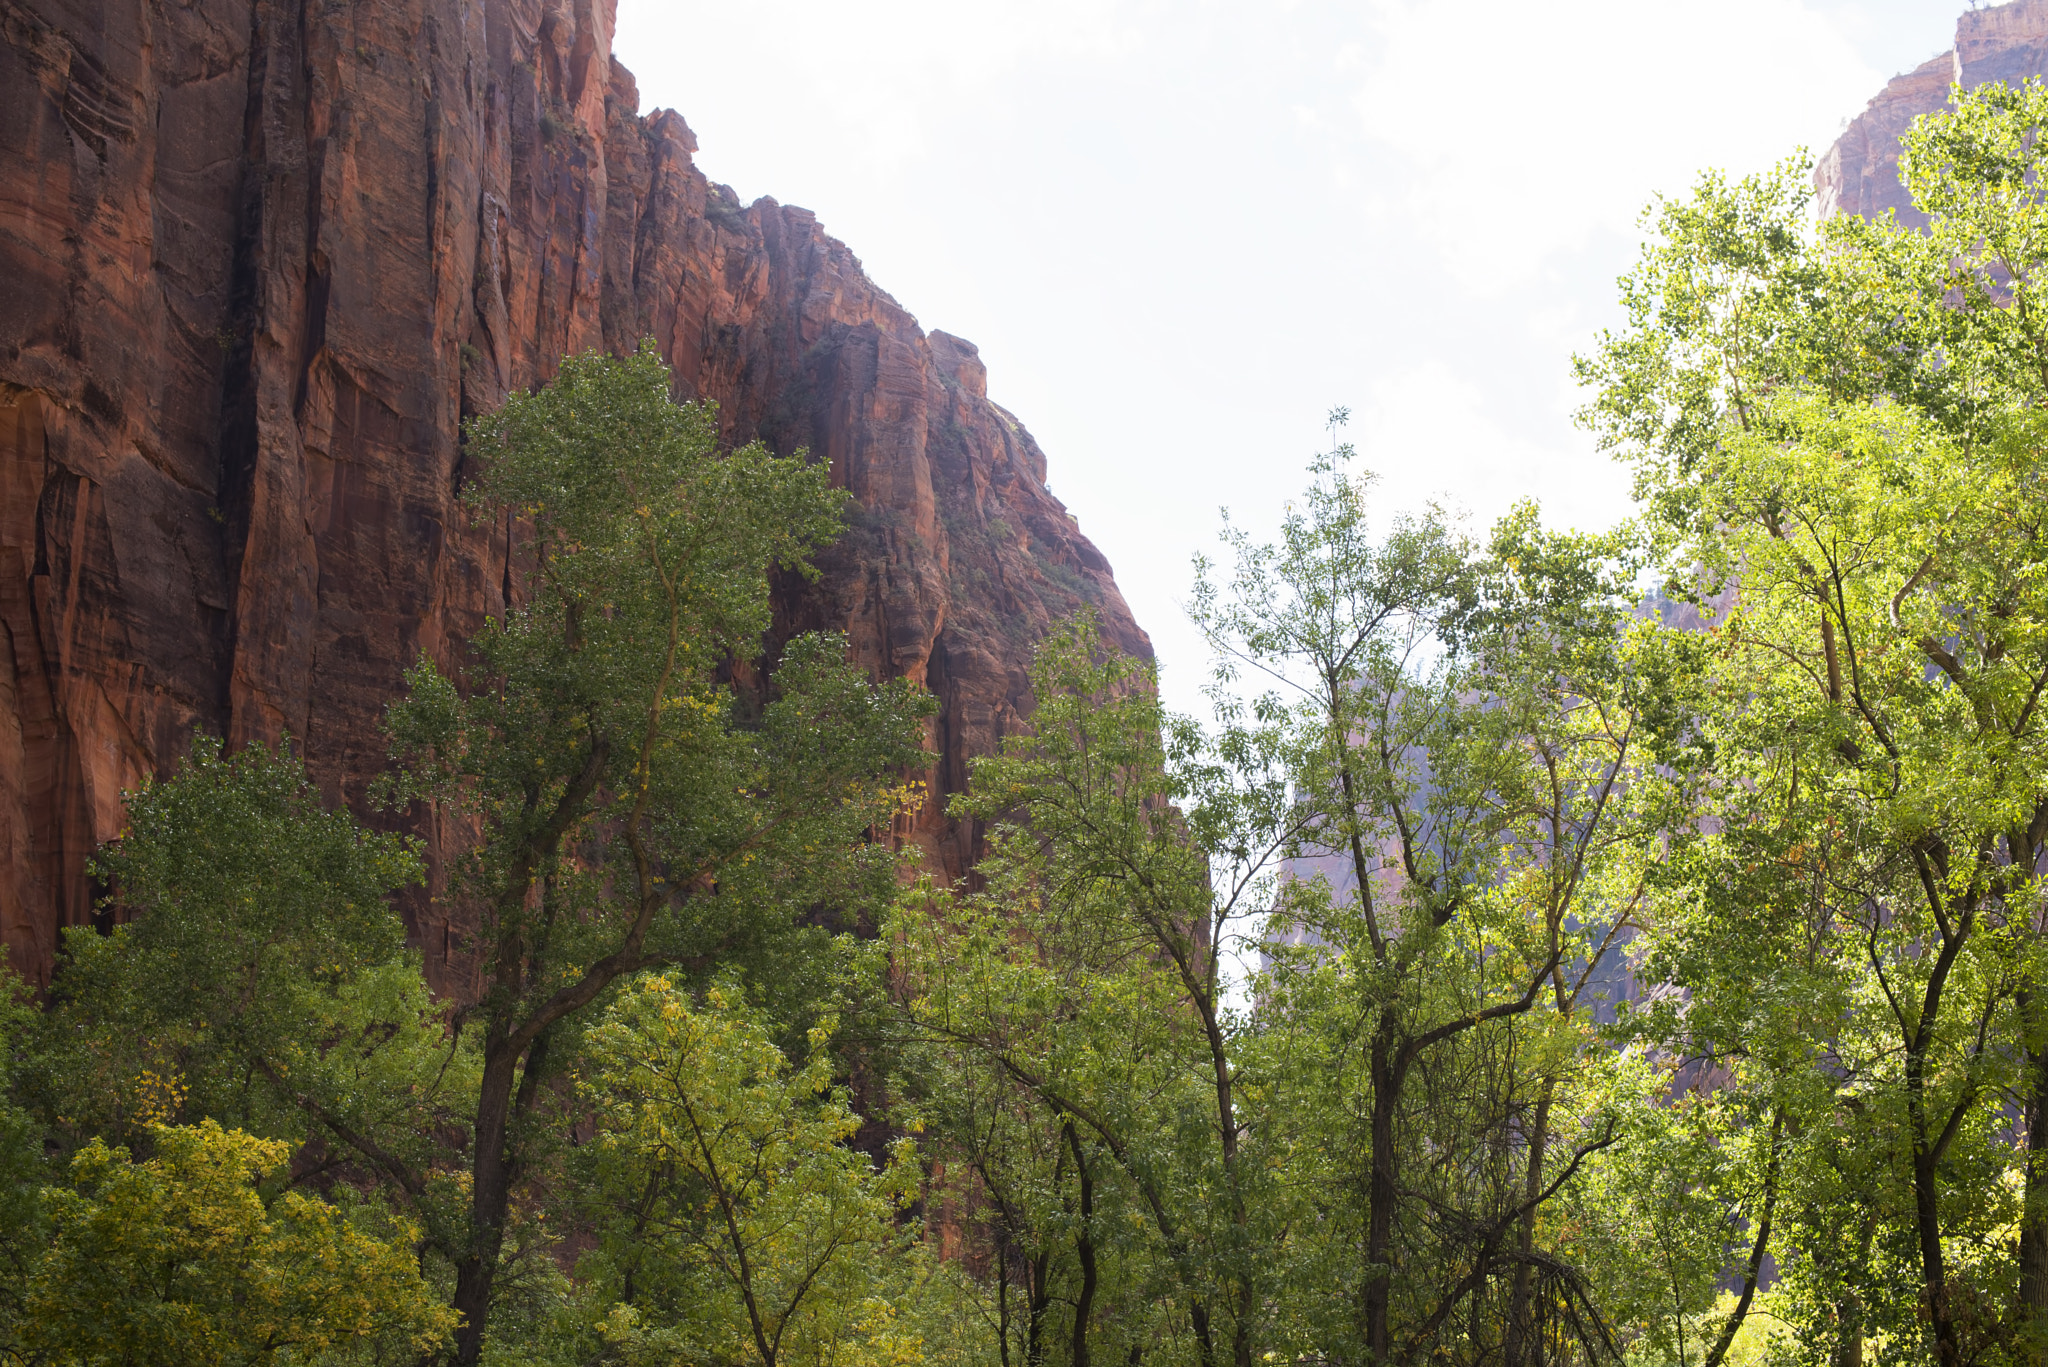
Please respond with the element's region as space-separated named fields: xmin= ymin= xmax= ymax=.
xmin=612 ymin=0 xmax=1964 ymax=721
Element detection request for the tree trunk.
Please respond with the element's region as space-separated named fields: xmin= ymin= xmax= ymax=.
xmin=1190 ymin=1301 xmax=1218 ymax=1367
xmin=2017 ymin=996 xmax=2048 ymax=1338
xmin=1913 ymin=1145 xmax=1958 ymax=1366
xmin=1702 ymin=1111 xmax=1781 ymax=1367
xmin=1361 ymin=1022 xmax=1401 ymax=1362
xmin=1832 ymin=1212 xmax=1876 ymax=1367
xmin=996 ymin=1237 xmax=1013 ymax=1367
xmin=1026 ymin=1248 xmax=1053 ymax=1367
xmin=450 ymin=1034 xmax=523 ymax=1367
xmin=1833 ymin=1311 xmax=1864 ymax=1367
xmin=1067 ymin=1124 xmax=1097 ymax=1367
xmin=1504 ymin=1086 xmax=1555 ymax=1367
xmin=1899 ymin=878 xmax=1968 ymax=1367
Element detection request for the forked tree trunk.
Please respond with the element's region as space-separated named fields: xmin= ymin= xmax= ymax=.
xmin=1025 ymin=1247 xmax=1053 ymax=1367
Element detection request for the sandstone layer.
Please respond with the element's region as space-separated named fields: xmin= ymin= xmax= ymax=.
xmin=0 ymin=0 xmax=1148 ymax=992
xmin=1817 ymin=0 xmax=2048 ymax=221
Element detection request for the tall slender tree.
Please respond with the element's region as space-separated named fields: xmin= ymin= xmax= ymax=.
xmin=1580 ymin=80 xmax=2048 ymax=1362
xmin=1192 ymin=434 xmax=1654 ymax=1362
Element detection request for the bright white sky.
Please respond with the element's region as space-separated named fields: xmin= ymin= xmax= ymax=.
xmin=613 ymin=0 xmax=1962 ymax=723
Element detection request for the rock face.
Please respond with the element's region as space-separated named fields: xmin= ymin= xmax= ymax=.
xmin=1817 ymin=0 xmax=2048 ymax=222
xmin=0 ymin=0 xmax=1148 ymax=992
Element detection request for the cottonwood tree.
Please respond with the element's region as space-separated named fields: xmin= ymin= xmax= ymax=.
xmin=1 ymin=1118 xmax=453 ymax=1365
xmin=29 ymin=735 xmax=450 ymax=1169
xmin=577 ymin=975 xmax=923 ymax=1367
xmin=901 ymin=446 xmax=1664 ymax=1365
xmin=1191 ymin=434 xmax=1657 ymax=1363
xmin=1580 ymin=79 xmax=2048 ymax=1364
xmin=893 ymin=615 xmax=1300 ymax=1367
xmin=378 ymin=344 xmax=933 ymax=1363
xmin=28 ymin=346 xmax=933 ymax=1365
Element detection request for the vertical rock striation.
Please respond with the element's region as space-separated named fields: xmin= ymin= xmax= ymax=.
xmin=0 ymin=0 xmax=1147 ymax=991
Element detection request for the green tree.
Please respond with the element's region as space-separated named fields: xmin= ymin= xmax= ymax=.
xmin=1579 ymin=78 xmax=2048 ymax=1365
xmin=29 ymin=345 xmax=934 ymax=1365
xmin=1191 ymin=433 xmax=1656 ymax=1363
xmin=2 ymin=1118 xmax=453 ymax=1366
xmin=898 ymin=451 xmax=1664 ymax=1363
xmin=579 ymin=974 xmax=922 ymax=1367
xmin=912 ymin=1045 xmax=1132 ymax=1367
xmin=377 ymin=343 xmax=933 ymax=1363
xmin=0 ymin=976 xmax=48 ymax=1364
xmin=32 ymin=735 xmax=439 ymax=1157
xmin=894 ymin=614 xmax=1301 ymax=1367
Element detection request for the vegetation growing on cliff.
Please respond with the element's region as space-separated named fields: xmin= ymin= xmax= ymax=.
xmin=9 ymin=75 xmax=2048 ymax=1367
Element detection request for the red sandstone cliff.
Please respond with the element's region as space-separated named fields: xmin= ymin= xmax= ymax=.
xmin=1817 ymin=0 xmax=2048 ymax=222
xmin=0 ymin=0 xmax=1148 ymax=992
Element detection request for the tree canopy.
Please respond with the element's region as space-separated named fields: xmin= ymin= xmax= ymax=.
xmin=11 ymin=74 xmax=2048 ymax=1367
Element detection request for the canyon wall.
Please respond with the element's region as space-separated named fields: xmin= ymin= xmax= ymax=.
xmin=1817 ymin=0 xmax=2048 ymax=221
xmin=0 ymin=0 xmax=1148 ymax=992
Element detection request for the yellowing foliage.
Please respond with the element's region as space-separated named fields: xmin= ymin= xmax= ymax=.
xmin=11 ymin=1119 xmax=454 ymax=1366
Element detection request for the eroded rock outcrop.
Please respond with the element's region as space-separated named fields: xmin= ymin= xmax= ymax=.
xmin=1817 ymin=0 xmax=2048 ymax=222
xmin=0 ymin=0 xmax=1147 ymax=991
